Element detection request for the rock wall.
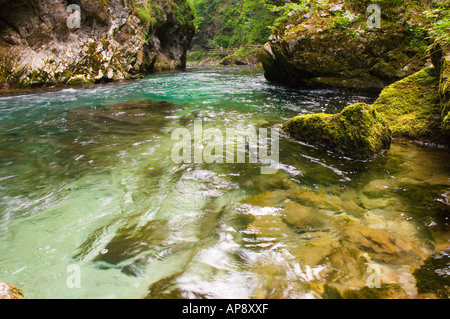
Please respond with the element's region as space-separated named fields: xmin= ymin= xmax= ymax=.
xmin=282 ymin=42 xmax=450 ymax=154
xmin=432 ymin=42 xmax=450 ymax=143
xmin=259 ymin=0 xmax=431 ymax=92
xmin=0 ymin=0 xmax=195 ymax=88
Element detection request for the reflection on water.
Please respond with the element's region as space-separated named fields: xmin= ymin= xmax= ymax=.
xmin=0 ymin=67 xmax=448 ymax=299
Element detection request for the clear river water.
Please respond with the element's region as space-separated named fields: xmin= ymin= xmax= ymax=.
xmin=0 ymin=66 xmax=448 ymax=299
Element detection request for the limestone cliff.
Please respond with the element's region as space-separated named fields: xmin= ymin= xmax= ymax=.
xmin=0 ymin=0 xmax=195 ymax=88
xmin=259 ymin=0 xmax=432 ymax=92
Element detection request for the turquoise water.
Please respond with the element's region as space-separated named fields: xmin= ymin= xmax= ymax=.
xmin=0 ymin=67 xmax=448 ymax=299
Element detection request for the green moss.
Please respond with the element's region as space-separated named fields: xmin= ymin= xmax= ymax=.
xmin=19 ymin=69 xmax=55 ymax=88
xmin=282 ymin=103 xmax=392 ymax=158
xmin=438 ymin=45 xmax=450 ymax=117
xmin=442 ymin=112 xmax=450 ymax=144
xmin=373 ymin=67 xmax=442 ymax=142
xmin=443 ymin=112 xmax=450 ymax=131
xmin=66 ymin=77 xmax=87 ymax=86
xmin=135 ymin=6 xmax=155 ymax=26
xmin=78 ymin=42 xmax=107 ymax=79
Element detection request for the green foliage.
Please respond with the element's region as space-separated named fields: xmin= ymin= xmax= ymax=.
xmin=266 ymin=1 xmax=308 ymax=30
xmin=220 ymin=45 xmax=261 ymax=64
xmin=372 ymin=0 xmax=405 ymax=6
xmin=331 ymin=13 xmax=353 ymax=30
xmin=212 ymin=34 xmax=231 ymax=48
xmin=425 ymin=2 xmax=450 ymax=44
xmin=187 ymin=50 xmax=204 ymax=61
xmin=345 ymin=0 xmax=405 ymax=12
xmin=134 ymin=2 xmax=157 ymax=27
xmin=186 ymin=0 xmax=303 ymax=49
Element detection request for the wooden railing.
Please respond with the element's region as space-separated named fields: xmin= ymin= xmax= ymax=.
xmin=206 ymin=45 xmax=263 ymax=56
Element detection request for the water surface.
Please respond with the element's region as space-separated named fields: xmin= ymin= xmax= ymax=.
xmin=0 ymin=67 xmax=448 ymax=299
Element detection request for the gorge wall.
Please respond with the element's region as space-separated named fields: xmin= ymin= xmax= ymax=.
xmin=259 ymin=0 xmax=434 ymax=92
xmin=0 ymin=0 xmax=195 ymax=88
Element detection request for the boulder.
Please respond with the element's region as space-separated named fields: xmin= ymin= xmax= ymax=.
xmin=259 ymin=0 xmax=429 ymax=92
xmin=282 ymin=103 xmax=392 ymax=158
xmin=372 ymin=67 xmax=442 ymax=143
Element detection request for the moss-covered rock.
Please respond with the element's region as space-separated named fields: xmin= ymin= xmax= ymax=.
xmin=431 ymin=42 xmax=450 ymax=115
xmin=442 ymin=112 xmax=450 ymax=139
xmin=0 ymin=281 xmax=24 ymax=299
xmin=430 ymin=41 xmax=450 ymax=143
xmin=282 ymin=103 xmax=392 ymax=158
xmin=260 ymin=0 xmax=431 ymax=91
xmin=372 ymin=67 xmax=442 ymax=142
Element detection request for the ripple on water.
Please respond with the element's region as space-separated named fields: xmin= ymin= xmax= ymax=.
xmin=0 ymin=67 xmax=448 ymax=299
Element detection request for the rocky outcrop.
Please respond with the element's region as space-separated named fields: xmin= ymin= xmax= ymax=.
xmin=371 ymin=42 xmax=450 ymax=145
xmin=282 ymin=103 xmax=392 ymax=158
xmin=282 ymin=40 xmax=450 ymax=154
xmin=259 ymin=0 xmax=430 ymax=92
xmin=372 ymin=67 xmax=442 ymax=143
xmin=0 ymin=0 xmax=195 ymax=88
xmin=431 ymin=41 xmax=450 ymax=143
xmin=0 ymin=281 xmax=24 ymax=299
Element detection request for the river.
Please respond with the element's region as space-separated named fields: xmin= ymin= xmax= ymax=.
xmin=0 ymin=66 xmax=448 ymax=299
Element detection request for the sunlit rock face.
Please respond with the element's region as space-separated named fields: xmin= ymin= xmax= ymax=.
xmin=0 ymin=0 xmax=195 ymax=88
xmin=259 ymin=0 xmax=430 ymax=92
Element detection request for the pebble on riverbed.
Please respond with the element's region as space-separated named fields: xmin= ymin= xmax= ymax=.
xmin=0 ymin=281 xmax=24 ymax=299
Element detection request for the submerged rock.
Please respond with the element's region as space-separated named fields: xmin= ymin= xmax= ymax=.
xmin=282 ymin=103 xmax=392 ymax=158
xmin=413 ymin=250 xmax=450 ymax=299
xmin=339 ymin=221 xmax=428 ymax=266
xmin=281 ymin=200 xmax=329 ymax=232
xmin=340 ymin=283 xmax=409 ymax=299
xmin=0 ymin=281 xmax=24 ymax=299
xmin=0 ymin=0 xmax=195 ymax=88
